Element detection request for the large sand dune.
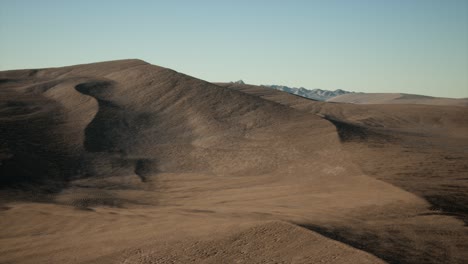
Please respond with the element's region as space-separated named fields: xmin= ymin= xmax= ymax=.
xmin=1 ymin=60 xmax=467 ymax=263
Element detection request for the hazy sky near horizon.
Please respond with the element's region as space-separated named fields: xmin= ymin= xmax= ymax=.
xmin=1 ymin=0 xmax=467 ymax=98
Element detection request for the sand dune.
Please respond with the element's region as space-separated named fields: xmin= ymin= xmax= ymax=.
xmin=1 ymin=60 xmax=467 ymax=264
xmin=327 ymin=92 xmax=468 ymax=106
xmin=221 ymin=81 xmax=468 ymax=263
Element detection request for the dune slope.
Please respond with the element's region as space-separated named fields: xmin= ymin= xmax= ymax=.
xmin=221 ymin=81 xmax=468 ymax=264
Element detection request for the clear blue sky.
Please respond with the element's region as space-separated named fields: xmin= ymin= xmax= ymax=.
xmin=1 ymin=0 xmax=467 ymax=98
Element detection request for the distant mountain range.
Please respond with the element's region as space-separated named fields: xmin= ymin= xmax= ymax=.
xmin=263 ymin=84 xmax=352 ymax=101
xmin=229 ymin=81 xmax=467 ymax=106
xmin=230 ymin=81 xmax=352 ymax=101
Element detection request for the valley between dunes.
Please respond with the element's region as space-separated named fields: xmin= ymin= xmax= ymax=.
xmin=1 ymin=60 xmax=467 ymax=264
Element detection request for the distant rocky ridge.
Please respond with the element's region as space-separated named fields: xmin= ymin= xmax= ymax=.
xmin=229 ymin=81 xmax=467 ymax=106
xmin=264 ymin=85 xmax=352 ymax=101
xmin=230 ymin=81 xmax=353 ymax=101
xmin=232 ymin=80 xmax=245 ymax=85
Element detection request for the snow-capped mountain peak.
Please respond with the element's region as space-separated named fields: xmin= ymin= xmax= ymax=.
xmin=232 ymin=80 xmax=245 ymax=85
xmin=262 ymin=85 xmax=352 ymax=101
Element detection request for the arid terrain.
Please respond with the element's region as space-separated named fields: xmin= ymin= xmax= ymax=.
xmin=1 ymin=60 xmax=467 ymax=264
xmin=327 ymin=92 xmax=468 ymax=106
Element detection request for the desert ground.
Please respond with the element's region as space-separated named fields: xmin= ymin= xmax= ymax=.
xmin=1 ymin=60 xmax=467 ymax=264
xmin=327 ymin=92 xmax=468 ymax=106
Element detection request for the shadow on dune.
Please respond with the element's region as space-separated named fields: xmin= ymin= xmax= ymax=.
xmin=0 ymin=91 xmax=76 ymax=198
xmin=296 ymin=223 xmax=400 ymax=264
xmin=323 ymin=116 xmax=394 ymax=143
xmin=296 ymin=222 xmax=463 ymax=264
xmin=326 ymin=115 xmax=468 ymax=225
xmin=75 ymin=81 xmax=159 ymax=183
xmin=0 ymin=80 xmax=159 ymax=206
xmin=423 ymin=193 xmax=468 ymax=225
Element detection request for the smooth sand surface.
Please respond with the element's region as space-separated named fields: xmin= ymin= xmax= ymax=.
xmin=327 ymin=92 xmax=468 ymax=106
xmin=0 ymin=60 xmax=467 ymax=264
